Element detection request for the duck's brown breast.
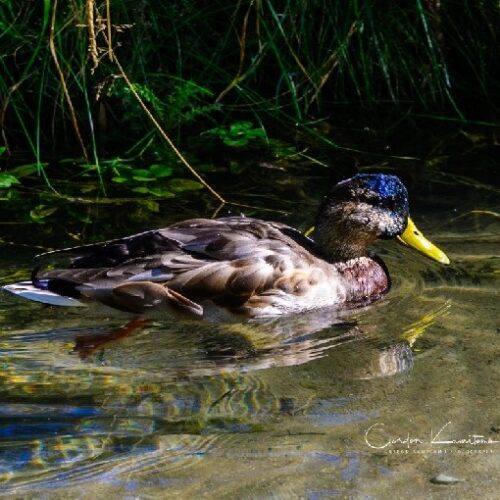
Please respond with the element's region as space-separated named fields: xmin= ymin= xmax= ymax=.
xmin=334 ymin=257 xmax=389 ymax=305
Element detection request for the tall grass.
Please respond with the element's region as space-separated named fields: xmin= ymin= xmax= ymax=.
xmin=0 ymin=0 xmax=498 ymax=164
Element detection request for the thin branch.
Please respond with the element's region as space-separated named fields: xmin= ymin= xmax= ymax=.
xmin=105 ymin=0 xmax=113 ymax=61
xmin=112 ymin=57 xmax=226 ymax=204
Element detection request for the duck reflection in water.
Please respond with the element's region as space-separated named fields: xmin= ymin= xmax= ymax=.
xmin=0 ymin=298 xmax=450 ymax=491
xmin=71 ymin=300 xmax=450 ymax=381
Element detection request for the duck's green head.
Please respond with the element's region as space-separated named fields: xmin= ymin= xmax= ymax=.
xmin=315 ymin=173 xmax=449 ymax=264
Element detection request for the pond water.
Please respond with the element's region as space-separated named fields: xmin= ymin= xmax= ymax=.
xmin=0 ymin=168 xmax=498 ymax=498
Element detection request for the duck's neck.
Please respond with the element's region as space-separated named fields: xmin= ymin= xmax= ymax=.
xmin=314 ymin=212 xmax=376 ymax=263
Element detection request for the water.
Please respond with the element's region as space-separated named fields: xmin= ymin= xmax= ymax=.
xmin=0 ymin=170 xmax=498 ymax=498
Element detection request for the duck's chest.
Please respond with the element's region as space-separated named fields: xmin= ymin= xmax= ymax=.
xmin=287 ymin=256 xmax=389 ymax=310
xmin=238 ymin=256 xmax=389 ymax=317
xmin=331 ymin=257 xmax=389 ymax=305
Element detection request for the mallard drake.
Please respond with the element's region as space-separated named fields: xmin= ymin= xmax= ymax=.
xmin=3 ymin=173 xmax=449 ymax=318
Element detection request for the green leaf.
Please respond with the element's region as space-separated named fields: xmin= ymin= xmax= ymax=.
xmin=223 ymin=137 xmax=250 ymax=147
xmin=0 ymin=146 xmax=6 ymax=156
xmin=66 ymin=208 xmax=93 ymax=224
xmin=132 ymin=168 xmax=153 ymax=178
xmin=205 ymin=121 xmax=266 ymax=147
xmin=267 ymin=139 xmax=298 ymax=159
xmin=148 ymin=164 xmax=174 ymax=178
xmin=111 ymin=176 xmax=129 ymax=184
xmin=132 ymin=176 xmax=156 ymax=182
xmin=30 ymin=205 xmax=58 ymax=224
xmin=229 ymin=121 xmax=253 ymax=134
xmin=80 ymin=183 xmax=98 ymax=193
xmin=8 ymin=163 xmax=40 ymax=178
xmin=140 ymin=200 xmax=160 ymax=213
xmin=206 ymin=126 xmax=226 ymax=137
xmin=0 ymin=173 xmax=20 ymax=188
xmin=80 ymin=163 xmax=99 ymax=172
xmin=145 ymin=187 xmax=175 ymax=198
xmin=168 ymin=178 xmax=203 ymax=192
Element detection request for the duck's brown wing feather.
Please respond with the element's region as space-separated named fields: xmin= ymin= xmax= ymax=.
xmin=37 ymin=217 xmax=318 ymax=267
xmin=38 ymin=230 xmax=182 ymax=268
xmin=35 ymin=217 xmax=322 ymax=314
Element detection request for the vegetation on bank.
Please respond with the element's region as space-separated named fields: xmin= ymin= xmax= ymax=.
xmin=0 ymin=0 xmax=498 ymax=229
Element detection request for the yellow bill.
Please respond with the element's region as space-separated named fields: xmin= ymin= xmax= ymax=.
xmin=397 ymin=217 xmax=450 ymax=265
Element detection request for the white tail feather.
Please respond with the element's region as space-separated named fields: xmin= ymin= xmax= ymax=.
xmin=2 ymin=282 xmax=86 ymax=307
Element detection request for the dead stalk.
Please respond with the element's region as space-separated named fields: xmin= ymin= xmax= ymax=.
xmin=86 ymin=0 xmax=99 ymax=71
xmin=49 ymin=0 xmax=89 ymax=161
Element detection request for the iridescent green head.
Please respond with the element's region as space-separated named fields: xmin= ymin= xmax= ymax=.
xmin=315 ymin=173 xmax=449 ymax=264
xmin=326 ymin=173 xmax=409 ymax=238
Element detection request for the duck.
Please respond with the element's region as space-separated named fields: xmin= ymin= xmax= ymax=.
xmin=2 ymin=173 xmax=449 ymax=318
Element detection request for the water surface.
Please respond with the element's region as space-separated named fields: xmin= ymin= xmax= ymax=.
xmin=0 ymin=171 xmax=498 ymax=498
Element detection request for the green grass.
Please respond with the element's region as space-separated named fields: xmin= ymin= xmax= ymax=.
xmin=0 ymin=0 xmax=498 ymax=189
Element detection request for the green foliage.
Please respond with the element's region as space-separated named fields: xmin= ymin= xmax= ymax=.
xmin=0 ymin=0 xmax=498 ymax=205
xmin=0 ymin=148 xmax=18 ymax=186
xmin=105 ymin=159 xmax=203 ymax=197
xmin=29 ymin=204 xmax=58 ymax=224
xmin=0 ymin=173 xmax=20 ymax=188
xmin=206 ymin=121 xmax=266 ymax=147
xmin=112 ymin=78 xmax=220 ymax=132
xmin=166 ymin=80 xmax=219 ymax=124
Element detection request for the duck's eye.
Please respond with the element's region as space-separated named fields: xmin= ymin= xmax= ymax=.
xmin=383 ymin=197 xmax=397 ymax=210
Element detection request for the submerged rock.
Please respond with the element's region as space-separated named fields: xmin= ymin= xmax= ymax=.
xmin=430 ymin=473 xmax=463 ymax=485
